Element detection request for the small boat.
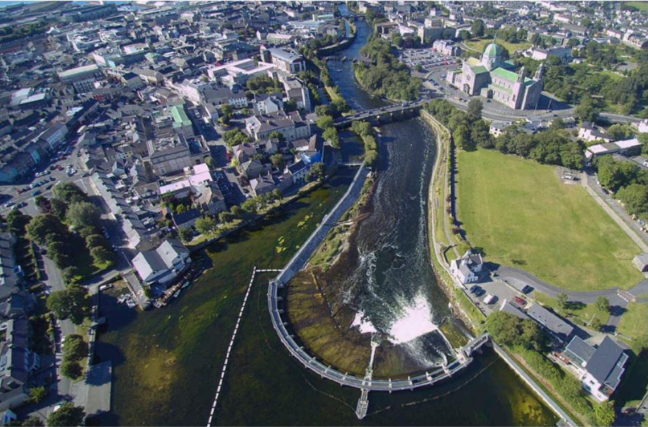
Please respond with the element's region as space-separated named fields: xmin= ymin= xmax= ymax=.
xmin=181 ymin=281 xmax=191 ymax=289
xmin=173 ymin=290 xmax=181 ymax=298
xmin=126 ymin=299 xmax=137 ymax=309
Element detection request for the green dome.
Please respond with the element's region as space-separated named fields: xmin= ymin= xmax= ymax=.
xmin=484 ymin=42 xmax=503 ymax=57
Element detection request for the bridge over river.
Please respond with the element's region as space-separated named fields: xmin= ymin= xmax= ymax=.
xmin=334 ymin=98 xmax=430 ymax=128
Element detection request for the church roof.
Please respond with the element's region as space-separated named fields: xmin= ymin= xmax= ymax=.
xmin=470 ymin=65 xmax=489 ymax=74
xmin=484 ymin=42 xmax=503 ymax=57
xmin=491 ymin=67 xmax=536 ymax=84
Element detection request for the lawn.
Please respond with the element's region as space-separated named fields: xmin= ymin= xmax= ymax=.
xmin=457 ymin=149 xmax=643 ymax=291
xmin=624 ymin=1 xmax=648 ymax=11
xmin=465 ymin=37 xmax=532 ymax=55
xmin=617 ymin=302 xmax=648 ymax=345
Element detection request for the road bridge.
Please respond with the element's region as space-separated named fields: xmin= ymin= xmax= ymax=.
xmin=334 ymin=99 xmax=430 ymax=128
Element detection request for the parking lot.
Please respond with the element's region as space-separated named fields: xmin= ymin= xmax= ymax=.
xmin=399 ymin=48 xmax=459 ymax=71
xmin=0 ymin=142 xmax=85 ymax=216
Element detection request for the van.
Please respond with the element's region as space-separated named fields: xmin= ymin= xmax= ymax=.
xmin=484 ymin=294 xmax=495 ymax=304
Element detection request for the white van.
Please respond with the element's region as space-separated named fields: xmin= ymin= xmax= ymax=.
xmin=484 ymin=294 xmax=495 ymax=304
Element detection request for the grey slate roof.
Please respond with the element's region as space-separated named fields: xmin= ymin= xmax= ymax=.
xmin=587 ymin=336 xmax=626 ymax=385
xmin=564 ymin=336 xmax=596 ymax=367
xmin=527 ymin=303 xmax=574 ymax=341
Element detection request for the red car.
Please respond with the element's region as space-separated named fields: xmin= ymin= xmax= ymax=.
xmin=513 ymin=296 xmax=527 ymax=307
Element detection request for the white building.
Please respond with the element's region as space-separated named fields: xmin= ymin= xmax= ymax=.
xmin=449 ymin=250 xmax=484 ymax=284
xmin=132 ymin=239 xmax=191 ymax=285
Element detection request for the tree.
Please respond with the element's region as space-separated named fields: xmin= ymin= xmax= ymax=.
xmin=26 ymin=214 xmax=68 ymax=246
xmin=6 ymin=210 xmax=31 ymax=235
xmin=61 ymin=359 xmax=83 ymax=380
xmin=268 ymin=131 xmax=285 ymax=142
xmin=28 ymin=386 xmax=47 ymax=404
xmin=48 ymin=240 xmax=73 ymax=269
xmin=90 ymin=246 xmax=113 ymax=265
xmin=62 ymin=266 xmax=80 ymax=284
xmin=590 ymin=317 xmax=603 ymax=331
xmin=35 ymin=195 xmax=51 ymax=214
xmin=315 ymin=105 xmax=334 ymax=118
xmin=520 ymin=319 xmax=545 ymax=351
xmin=594 ymin=401 xmax=616 ymax=427
xmin=575 ymin=96 xmax=600 ymax=123
xmin=178 ymin=226 xmax=194 ymax=243
xmin=485 ymin=311 xmax=522 ymax=347
xmin=22 ymin=416 xmax=44 ymax=426
xmin=351 ymin=121 xmax=373 ymax=137
xmin=557 ymin=292 xmax=569 ymax=310
xmin=195 ymin=217 xmax=218 ymax=235
xmin=596 ymin=296 xmax=610 ymax=313
xmin=46 ymin=286 xmax=91 ymax=325
xmin=240 ymin=199 xmax=258 ymax=218
xmin=271 ymin=188 xmax=283 ymax=201
xmin=86 ymin=234 xmax=109 ymax=251
xmin=467 ymin=99 xmax=483 ymax=120
xmin=50 ymin=198 xmax=68 ymax=220
xmin=364 ymin=150 xmax=379 ymax=167
xmin=316 ymin=115 xmax=335 ymax=130
xmin=52 ymin=182 xmax=88 ymax=205
xmin=223 ymin=129 xmax=250 ymax=147
xmin=530 ymin=33 xmax=541 ymax=46
xmin=453 ymin=124 xmax=475 ymax=151
xmin=63 ymin=334 xmax=88 ymax=361
xmin=47 ymin=402 xmax=85 ymax=427
xmin=307 ymin=162 xmax=325 ymax=182
xmin=270 ymin=153 xmax=286 ymax=170
xmin=66 ymin=202 xmax=101 ymax=229
xmin=323 ymin=127 xmax=340 ymax=149
xmin=472 ymin=19 xmax=485 ymax=38
xmin=175 ymin=204 xmax=187 ymax=214
xmin=616 ymin=184 xmax=648 ymax=220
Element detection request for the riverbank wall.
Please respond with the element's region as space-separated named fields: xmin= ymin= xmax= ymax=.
xmin=420 ymin=109 xmax=484 ymax=333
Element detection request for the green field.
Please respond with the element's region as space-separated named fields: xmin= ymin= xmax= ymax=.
xmin=624 ymin=1 xmax=648 ymax=11
xmin=457 ymin=149 xmax=643 ymax=291
xmin=465 ymin=38 xmax=532 ymax=55
xmin=617 ymin=302 xmax=648 ymax=345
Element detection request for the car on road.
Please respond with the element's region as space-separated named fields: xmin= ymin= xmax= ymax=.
xmin=513 ymin=296 xmax=527 ymax=307
xmin=31 ymin=190 xmax=41 ymax=196
xmin=483 ymin=294 xmax=496 ymax=304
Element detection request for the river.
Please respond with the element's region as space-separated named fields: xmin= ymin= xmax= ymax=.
xmin=94 ymin=15 xmax=559 ymax=427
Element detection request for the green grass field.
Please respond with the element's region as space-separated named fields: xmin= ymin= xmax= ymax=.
xmin=624 ymin=1 xmax=648 ymax=11
xmin=457 ymin=149 xmax=643 ymax=291
xmin=465 ymin=38 xmax=532 ymax=55
xmin=617 ymin=302 xmax=648 ymax=345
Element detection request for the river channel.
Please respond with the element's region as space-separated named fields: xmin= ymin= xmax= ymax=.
xmin=94 ymin=15 xmax=559 ymax=427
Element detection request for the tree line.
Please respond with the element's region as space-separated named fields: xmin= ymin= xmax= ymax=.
xmin=424 ymin=99 xmax=584 ymax=170
xmin=595 ymin=156 xmax=648 ymax=222
xmin=354 ymin=37 xmax=420 ymax=101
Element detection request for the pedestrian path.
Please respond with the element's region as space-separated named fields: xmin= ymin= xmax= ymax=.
xmin=206 ymin=267 xmax=259 ymax=427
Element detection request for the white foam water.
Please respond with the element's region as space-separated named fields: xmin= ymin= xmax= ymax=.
xmin=352 ymin=311 xmax=378 ymax=334
xmin=388 ymin=294 xmax=438 ymax=345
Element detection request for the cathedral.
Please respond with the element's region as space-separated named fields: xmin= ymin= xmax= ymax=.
xmin=446 ymin=42 xmax=545 ymax=110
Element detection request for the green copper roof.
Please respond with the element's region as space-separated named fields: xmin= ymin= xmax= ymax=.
xmin=484 ymin=42 xmax=503 ymax=57
xmin=170 ymin=105 xmax=191 ymax=128
xmin=471 ymin=65 xmax=489 ymax=74
xmin=491 ymin=67 xmax=518 ymax=81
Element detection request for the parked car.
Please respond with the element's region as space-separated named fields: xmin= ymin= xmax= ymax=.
xmin=31 ymin=190 xmax=41 ymax=196
xmin=484 ymin=294 xmax=495 ymax=304
xmin=513 ymin=296 xmax=527 ymax=307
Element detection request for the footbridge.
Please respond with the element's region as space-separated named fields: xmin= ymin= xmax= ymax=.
xmin=334 ymin=99 xmax=429 ymax=128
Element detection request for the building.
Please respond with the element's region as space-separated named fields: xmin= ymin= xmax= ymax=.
xmin=433 ymin=39 xmax=462 ymax=56
xmin=449 ymin=250 xmax=484 ymax=284
xmin=585 ymin=138 xmax=644 ymax=162
xmin=578 ymin=122 xmax=611 ymax=143
xmin=132 ymin=239 xmax=191 ymax=286
xmin=264 ymin=48 xmax=305 ymax=75
xmin=633 ymin=253 xmax=648 ymax=272
xmin=246 ymin=111 xmax=312 ymax=142
xmin=562 ymin=336 xmax=628 ymax=401
xmin=446 ymin=42 xmax=544 ymax=110
xmin=169 ymin=105 xmax=194 ymax=138
xmin=0 ymin=318 xmax=40 ymax=412
xmin=58 ymin=64 xmax=104 ymax=93
xmin=527 ymin=303 xmax=574 ymax=342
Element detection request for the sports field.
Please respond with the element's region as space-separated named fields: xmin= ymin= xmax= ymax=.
xmin=457 ymin=149 xmax=644 ymax=291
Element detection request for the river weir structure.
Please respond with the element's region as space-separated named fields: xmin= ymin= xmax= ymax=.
xmin=266 ymin=131 xmax=491 ymax=418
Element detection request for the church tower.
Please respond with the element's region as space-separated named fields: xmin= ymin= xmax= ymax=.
xmin=534 ymin=62 xmax=546 ymax=81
